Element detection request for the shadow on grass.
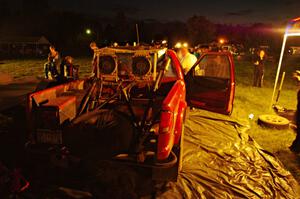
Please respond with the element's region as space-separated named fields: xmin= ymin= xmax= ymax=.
xmin=276 ymin=150 xmax=300 ymax=183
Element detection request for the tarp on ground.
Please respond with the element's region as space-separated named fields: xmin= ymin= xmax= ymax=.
xmin=2 ymin=104 xmax=299 ymax=198
xmin=158 ymin=109 xmax=300 ymax=198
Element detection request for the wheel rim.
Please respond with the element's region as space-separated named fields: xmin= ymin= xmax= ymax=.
xmin=259 ymin=114 xmax=289 ymax=126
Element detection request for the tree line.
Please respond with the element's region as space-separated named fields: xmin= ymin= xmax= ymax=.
xmin=0 ymin=0 xmax=283 ymax=56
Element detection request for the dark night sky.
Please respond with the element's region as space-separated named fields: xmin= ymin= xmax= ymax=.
xmin=7 ymin=0 xmax=300 ymax=24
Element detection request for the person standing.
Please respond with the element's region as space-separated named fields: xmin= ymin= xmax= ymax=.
xmin=253 ymin=49 xmax=265 ymax=87
xmin=90 ymin=42 xmax=99 ymax=77
xmin=290 ymin=90 xmax=300 ymax=152
xmin=44 ymin=45 xmax=60 ymax=80
xmin=177 ymin=43 xmax=198 ymax=74
xmin=290 ymin=71 xmax=300 ymax=152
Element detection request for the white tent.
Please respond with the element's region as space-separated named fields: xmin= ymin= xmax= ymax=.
xmin=271 ymin=17 xmax=300 ymax=107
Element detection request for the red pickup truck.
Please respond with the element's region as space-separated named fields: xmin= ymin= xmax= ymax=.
xmin=26 ymin=47 xmax=235 ymax=180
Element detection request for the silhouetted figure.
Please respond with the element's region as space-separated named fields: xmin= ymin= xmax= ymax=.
xmin=290 ymin=72 xmax=300 ymax=152
xmin=253 ymin=49 xmax=265 ymax=87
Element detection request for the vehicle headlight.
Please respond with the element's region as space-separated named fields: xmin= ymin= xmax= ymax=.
xmin=175 ymin=42 xmax=182 ymax=49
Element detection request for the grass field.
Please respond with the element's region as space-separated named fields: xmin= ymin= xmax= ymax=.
xmin=233 ymin=57 xmax=300 ymax=181
xmin=1 ymin=56 xmax=300 ymax=181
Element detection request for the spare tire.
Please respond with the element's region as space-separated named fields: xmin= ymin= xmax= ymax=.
xmin=64 ymin=109 xmax=134 ymax=159
xmin=258 ymin=114 xmax=290 ymax=129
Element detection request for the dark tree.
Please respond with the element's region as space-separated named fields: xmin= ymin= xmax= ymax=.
xmin=0 ymin=0 xmax=10 ymax=18
xmin=187 ymin=15 xmax=216 ymax=45
xmin=21 ymin=0 xmax=49 ymax=16
xmin=114 ymin=12 xmax=131 ymax=42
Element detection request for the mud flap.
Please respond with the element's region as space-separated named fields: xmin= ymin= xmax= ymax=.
xmin=152 ymin=147 xmax=181 ymax=182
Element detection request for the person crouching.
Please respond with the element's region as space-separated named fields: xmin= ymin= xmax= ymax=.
xmin=60 ymin=56 xmax=79 ymax=80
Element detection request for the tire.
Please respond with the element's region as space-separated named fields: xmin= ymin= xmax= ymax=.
xmin=258 ymin=114 xmax=290 ymax=129
xmin=65 ymin=109 xmax=134 ymax=159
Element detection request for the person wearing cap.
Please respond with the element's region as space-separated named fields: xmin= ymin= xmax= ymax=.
xmin=177 ymin=43 xmax=198 ymax=74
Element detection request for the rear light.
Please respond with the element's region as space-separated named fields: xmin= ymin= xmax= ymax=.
xmin=159 ymin=111 xmax=173 ymax=134
xmin=157 ymin=110 xmax=174 ymax=160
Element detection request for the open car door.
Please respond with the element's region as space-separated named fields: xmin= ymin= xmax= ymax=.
xmin=185 ymin=52 xmax=235 ymax=115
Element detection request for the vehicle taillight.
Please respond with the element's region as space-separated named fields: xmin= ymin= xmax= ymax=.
xmin=159 ymin=111 xmax=173 ymax=134
xmin=157 ymin=111 xmax=175 ymax=160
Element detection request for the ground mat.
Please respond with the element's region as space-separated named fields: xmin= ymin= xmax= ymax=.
xmin=158 ymin=109 xmax=300 ymax=198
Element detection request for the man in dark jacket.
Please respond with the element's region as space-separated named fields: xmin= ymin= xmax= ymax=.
xmin=253 ymin=49 xmax=265 ymax=87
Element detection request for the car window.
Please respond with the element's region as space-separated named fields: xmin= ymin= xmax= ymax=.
xmin=194 ymin=54 xmax=230 ymax=79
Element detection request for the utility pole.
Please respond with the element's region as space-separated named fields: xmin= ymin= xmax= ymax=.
xmin=136 ymin=24 xmax=140 ymax=45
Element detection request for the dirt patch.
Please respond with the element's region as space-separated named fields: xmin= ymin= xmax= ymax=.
xmin=14 ymin=76 xmax=40 ymax=84
xmin=0 ymin=73 xmax=13 ymax=85
xmin=0 ymin=73 xmax=39 ymax=86
xmin=0 ymin=114 xmax=13 ymax=128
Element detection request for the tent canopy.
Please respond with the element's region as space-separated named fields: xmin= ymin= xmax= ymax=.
xmin=271 ymin=17 xmax=300 ymax=106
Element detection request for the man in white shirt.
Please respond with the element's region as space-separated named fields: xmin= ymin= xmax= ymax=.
xmin=177 ymin=43 xmax=198 ymax=74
